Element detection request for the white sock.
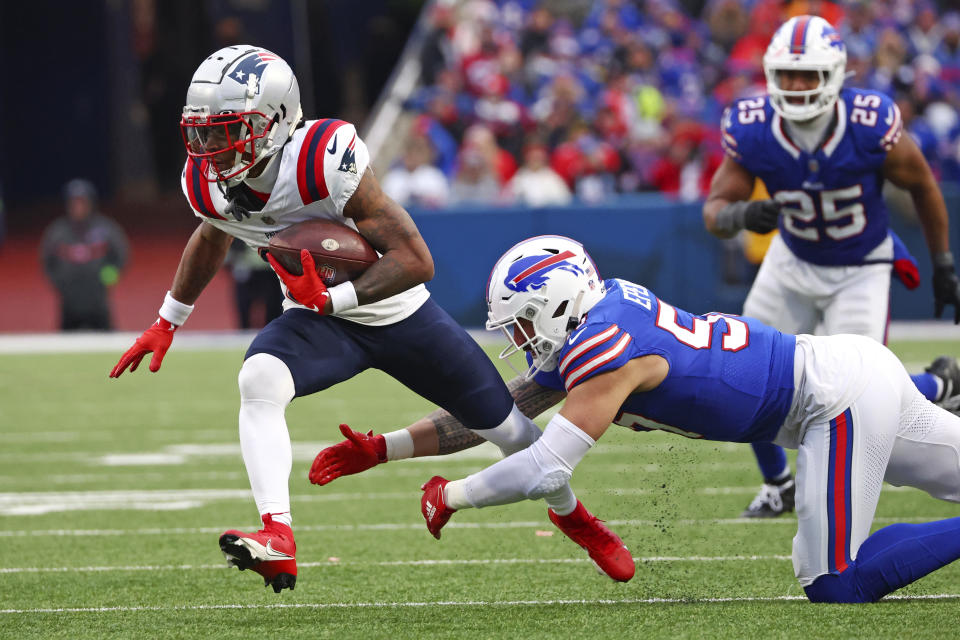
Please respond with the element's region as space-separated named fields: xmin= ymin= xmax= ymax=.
xmin=240 ymin=398 xmax=293 ymax=518
xmin=238 ymin=354 xmax=296 ymax=521
xmin=269 ymin=511 xmax=292 ymax=527
xmin=544 ymin=486 xmax=577 ymax=516
xmin=934 ymin=376 xmax=946 ymax=402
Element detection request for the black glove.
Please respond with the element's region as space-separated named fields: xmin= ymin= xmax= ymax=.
xmin=224 ymin=199 xmax=251 ymax=221
xmin=741 ymin=199 xmax=782 ymax=233
xmin=715 ymin=199 xmax=781 ymax=234
xmin=933 ymin=252 xmax=960 ymax=324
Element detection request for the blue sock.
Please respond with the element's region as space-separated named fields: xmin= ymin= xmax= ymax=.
xmin=804 ymin=517 xmax=960 ymax=602
xmin=752 ymin=442 xmax=789 ymax=482
xmin=911 ymin=373 xmax=939 ymax=402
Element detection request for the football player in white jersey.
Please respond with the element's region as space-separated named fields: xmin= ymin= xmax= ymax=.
xmin=108 ymin=46 xmax=632 ymax=592
xmin=703 ymin=16 xmax=960 ymax=518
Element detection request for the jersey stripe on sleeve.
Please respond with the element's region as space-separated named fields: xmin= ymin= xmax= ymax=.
xmin=558 ymin=325 xmax=620 ymax=375
xmin=185 ymin=159 xmax=226 ymax=220
xmin=880 ymin=103 xmax=902 ymax=152
xmin=562 ymin=330 xmax=633 ymax=390
xmin=297 ymin=119 xmax=345 ymax=205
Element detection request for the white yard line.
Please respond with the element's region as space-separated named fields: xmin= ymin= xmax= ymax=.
xmin=0 ymin=515 xmax=942 ymax=538
xmin=0 ymin=483 xmax=927 ymax=516
xmin=1 ymin=593 xmax=959 ymax=615
xmin=0 ymin=554 xmax=796 ymax=574
xmin=0 ymin=323 xmax=955 ymax=355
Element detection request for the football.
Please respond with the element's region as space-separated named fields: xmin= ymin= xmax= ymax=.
xmin=267 ymin=219 xmax=378 ymax=285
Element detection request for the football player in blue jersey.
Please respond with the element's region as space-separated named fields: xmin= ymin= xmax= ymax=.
xmin=703 ymin=16 xmax=960 ymax=518
xmin=419 ymin=235 xmax=960 ymax=602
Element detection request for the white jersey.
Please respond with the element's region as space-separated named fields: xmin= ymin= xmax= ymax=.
xmin=180 ymin=118 xmax=429 ymax=326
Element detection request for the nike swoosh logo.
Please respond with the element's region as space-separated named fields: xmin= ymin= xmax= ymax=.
xmin=265 ymin=539 xmax=293 ymax=560
xmin=568 ymin=327 xmax=587 ymax=344
xmin=327 ymin=136 xmax=338 ymax=155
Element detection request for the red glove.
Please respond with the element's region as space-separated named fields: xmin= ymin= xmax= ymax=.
xmin=109 ymin=318 xmax=178 ymax=378
xmin=421 ymin=475 xmax=456 ymax=540
xmin=266 ymin=249 xmax=330 ymax=314
xmin=309 ymin=424 xmax=387 ymax=485
xmin=894 ymin=258 xmax=920 ymax=290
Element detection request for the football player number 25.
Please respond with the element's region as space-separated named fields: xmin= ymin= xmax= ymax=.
xmin=776 ymin=185 xmax=865 ymax=241
xmin=655 ymin=301 xmax=749 ymax=352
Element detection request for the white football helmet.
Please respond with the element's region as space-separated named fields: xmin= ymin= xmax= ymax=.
xmin=181 ymin=45 xmax=303 ymax=184
xmin=486 ymin=236 xmax=605 ymax=378
xmin=763 ymin=15 xmax=847 ymax=121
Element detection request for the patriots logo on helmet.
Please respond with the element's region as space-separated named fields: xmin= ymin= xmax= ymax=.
xmin=504 ymin=251 xmax=584 ymax=293
xmin=229 ymin=52 xmax=279 ymax=93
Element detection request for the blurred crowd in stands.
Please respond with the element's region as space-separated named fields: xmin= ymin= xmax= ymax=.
xmin=382 ymin=0 xmax=960 ymax=208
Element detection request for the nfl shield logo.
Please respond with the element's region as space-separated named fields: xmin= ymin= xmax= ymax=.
xmin=319 ymin=264 xmax=337 ymax=283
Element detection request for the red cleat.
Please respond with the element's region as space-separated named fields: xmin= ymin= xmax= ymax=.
xmin=549 ymin=501 xmax=635 ymax=582
xmin=421 ymin=475 xmax=456 ymax=539
xmin=219 ymin=513 xmax=297 ymax=593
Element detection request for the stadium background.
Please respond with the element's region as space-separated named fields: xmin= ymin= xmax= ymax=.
xmin=2 ymin=0 xmax=960 ymax=332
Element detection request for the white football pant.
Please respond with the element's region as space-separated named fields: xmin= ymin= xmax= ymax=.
xmin=743 ymin=234 xmax=893 ymax=342
xmin=774 ymin=334 xmax=960 ymax=586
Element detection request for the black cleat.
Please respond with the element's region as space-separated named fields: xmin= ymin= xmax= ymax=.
xmin=269 ymin=573 xmax=297 ymax=593
xmin=926 ymin=356 xmax=960 ymax=412
xmin=740 ymin=477 xmax=795 ymax=518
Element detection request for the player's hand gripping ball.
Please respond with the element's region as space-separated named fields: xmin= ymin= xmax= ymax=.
xmin=267 ymin=219 xmax=378 ymax=285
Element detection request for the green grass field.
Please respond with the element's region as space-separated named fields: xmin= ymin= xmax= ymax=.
xmin=2 ymin=338 xmax=960 ymax=639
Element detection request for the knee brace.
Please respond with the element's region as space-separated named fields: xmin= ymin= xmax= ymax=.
xmin=471 ymin=404 xmax=543 ymax=457
xmin=238 ymin=353 xmax=296 ymax=405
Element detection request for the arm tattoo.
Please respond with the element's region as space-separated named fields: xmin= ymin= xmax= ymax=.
xmin=506 ymin=376 xmax=567 ymax=419
xmin=433 ymin=376 xmax=567 ymax=455
xmin=434 ymin=410 xmax=486 ymax=455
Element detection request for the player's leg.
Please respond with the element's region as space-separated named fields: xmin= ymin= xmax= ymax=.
xmin=817 ymin=261 xmax=950 ymax=406
xmin=372 ymin=299 xmax=634 ymax=580
xmin=740 ymin=238 xmax=818 ymax=517
xmin=370 ymin=299 xmax=572 ymax=510
xmin=221 ymin=309 xmax=373 ymax=591
xmin=741 ymin=442 xmax=794 ymax=517
xmin=883 ymin=395 xmax=960 ymax=502
xmin=797 ymin=342 xmax=960 ymax=602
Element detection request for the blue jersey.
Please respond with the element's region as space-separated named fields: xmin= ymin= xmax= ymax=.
xmin=721 ymin=88 xmax=903 ymax=266
xmin=534 ymin=279 xmax=796 ymax=443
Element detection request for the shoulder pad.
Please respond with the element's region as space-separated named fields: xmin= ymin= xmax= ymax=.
xmin=721 ymin=97 xmax=771 ymax=163
xmin=844 ymin=89 xmax=902 ymax=153
xmin=296 ymin=119 xmax=349 ymax=205
xmin=557 ymin=323 xmax=633 ymax=390
xmin=182 ymin=159 xmax=227 ymax=220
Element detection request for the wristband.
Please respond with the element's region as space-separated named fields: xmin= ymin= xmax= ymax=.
xmin=158 ymin=291 xmax=194 ymax=326
xmin=383 ymin=429 xmax=415 ymax=461
xmin=327 ymin=281 xmax=359 ymax=314
xmin=933 ymin=251 xmax=955 ymax=269
xmin=714 ymin=201 xmax=747 ymax=234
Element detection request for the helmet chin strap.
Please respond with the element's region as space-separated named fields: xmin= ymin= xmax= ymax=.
xmin=566 ymin=290 xmax=586 ymax=332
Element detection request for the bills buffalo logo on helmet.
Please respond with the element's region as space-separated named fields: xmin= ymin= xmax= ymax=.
xmin=504 ymin=251 xmax=585 ymax=293
xmin=229 ymin=51 xmax=279 ymax=93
